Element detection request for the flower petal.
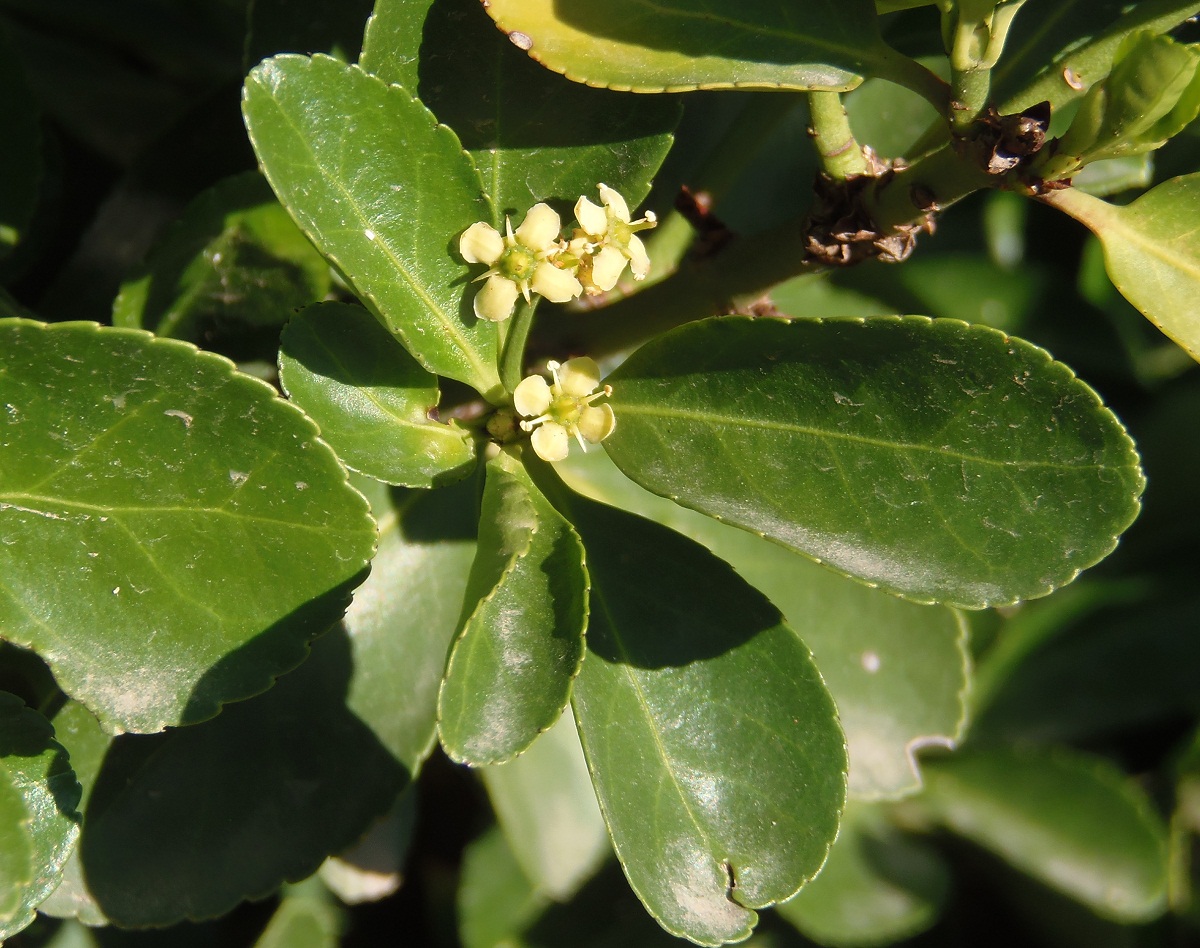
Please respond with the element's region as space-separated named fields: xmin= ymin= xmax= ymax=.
xmin=578 ymin=404 xmax=616 ymax=443
xmin=531 ymin=423 xmax=570 ymax=462
xmin=459 ymin=222 xmax=504 ymax=265
xmin=597 ymin=183 xmax=631 ymax=222
xmin=474 ymin=273 xmax=520 ymax=321
xmin=532 ymin=262 xmax=583 ymax=303
xmin=590 ymin=246 xmax=627 ymax=292
xmin=513 ymin=374 xmax=552 ymax=417
xmin=574 ymin=196 xmax=608 ymax=237
xmin=558 ymin=356 xmax=602 ymax=398
xmin=626 ymin=234 xmax=651 ymax=280
xmin=515 ymin=203 xmax=562 ymax=251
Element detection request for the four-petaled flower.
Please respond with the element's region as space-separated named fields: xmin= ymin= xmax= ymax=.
xmin=513 ymin=357 xmax=616 ymax=462
xmin=459 ymin=203 xmax=582 ymax=322
xmin=573 ymin=183 xmax=657 ymax=293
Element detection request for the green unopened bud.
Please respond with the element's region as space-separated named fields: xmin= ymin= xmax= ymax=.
xmin=942 ymin=0 xmax=1028 ymax=71
xmin=1036 ymin=32 xmax=1200 ymax=180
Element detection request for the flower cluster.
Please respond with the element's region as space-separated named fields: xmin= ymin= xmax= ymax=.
xmin=458 ymin=184 xmax=656 ymax=322
xmin=513 ymin=357 xmax=615 ymax=462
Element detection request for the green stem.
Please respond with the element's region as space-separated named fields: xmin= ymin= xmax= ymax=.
xmin=547 ymin=143 xmax=997 ymax=361
xmin=808 ymin=90 xmax=868 ymax=179
xmin=500 ymin=296 xmax=538 ymax=395
xmin=949 ymin=66 xmax=992 ymax=130
xmin=869 ymin=45 xmax=952 ymax=114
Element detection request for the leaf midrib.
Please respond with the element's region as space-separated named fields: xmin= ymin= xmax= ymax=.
xmin=613 ymin=402 xmax=1118 ymax=472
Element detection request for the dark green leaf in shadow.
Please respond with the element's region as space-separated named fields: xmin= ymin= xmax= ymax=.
xmin=245 ymin=0 xmax=375 ymax=68
xmin=252 ymin=877 xmax=342 ymax=948
xmin=339 ymin=474 xmax=478 ymax=775
xmin=0 ymin=693 xmax=81 ymax=939
xmin=319 ymin=788 xmax=416 ymax=904
xmin=363 ymin=0 xmax=679 ymax=218
xmin=458 ymin=826 xmax=551 ymax=948
xmin=0 ymin=21 xmax=43 ymax=263
xmin=1043 ymin=175 xmax=1200 ymax=363
xmin=111 ymin=172 xmax=332 ymax=341
xmin=481 ymin=0 xmax=899 ymax=94
xmin=481 ymin=708 xmax=609 ymax=901
xmin=968 ymin=582 xmax=1200 ymax=745
xmin=547 ymin=480 xmax=846 ymax=946
xmin=242 ymin=54 xmax=502 ymax=399
xmin=558 ymin=448 xmax=968 ymax=802
xmin=439 ymin=450 xmax=587 ymax=765
xmin=279 ymin=302 xmax=477 ymax=488
xmin=604 ymin=316 xmax=1145 ymax=609
xmin=77 ymin=627 xmax=406 ymax=927
xmin=0 ymin=320 xmax=375 ymax=733
xmin=921 ymin=745 xmax=1169 ymax=922
xmin=775 ymin=802 xmax=950 ymax=947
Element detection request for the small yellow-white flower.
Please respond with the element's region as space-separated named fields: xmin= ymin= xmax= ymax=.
xmin=513 ymin=357 xmax=616 ymax=462
xmin=573 ymin=184 xmax=657 ymax=293
xmin=459 ymin=204 xmax=583 ymax=321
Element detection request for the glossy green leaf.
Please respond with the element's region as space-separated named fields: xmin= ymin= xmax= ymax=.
xmin=253 ymin=879 xmax=342 ymax=948
xmin=111 ymin=171 xmax=332 ymax=340
xmin=1072 ymin=155 xmax=1154 ymax=198
xmin=0 ymin=694 xmax=82 ymax=940
xmin=320 ymin=789 xmax=416 ymax=904
xmin=35 ymin=701 xmax=109 ymax=925
xmin=776 ymin=803 xmax=950 ymax=947
xmin=278 ymin=302 xmax=476 ymax=488
xmin=551 ymin=482 xmax=846 ymax=946
xmin=559 ymin=448 xmax=968 ymax=801
xmin=482 ymin=709 xmax=609 ymax=900
xmin=340 ymin=475 xmax=478 ymax=775
xmin=994 ymin=0 xmax=1200 ymax=114
xmin=75 ymin=628 xmax=404 ymax=927
xmin=362 ymin=0 xmax=679 ymax=218
xmin=605 ymin=316 xmax=1144 ymax=609
xmin=921 ymin=746 xmax=1169 ymax=921
xmin=0 ymin=767 xmax=32 ymax=927
xmin=0 ymin=22 xmax=42 ymax=262
xmin=439 ymin=450 xmax=587 ymax=765
xmin=482 ymin=0 xmax=895 ymax=93
xmin=357 ymin=0 xmax=432 ymax=93
xmin=1044 ymin=175 xmax=1200 ymax=363
xmin=0 ymin=320 xmax=375 ymax=733
xmin=242 ymin=53 xmax=502 ymax=399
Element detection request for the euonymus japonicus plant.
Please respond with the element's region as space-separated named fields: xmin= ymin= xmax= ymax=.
xmin=2 ymin=0 xmax=1199 ymax=944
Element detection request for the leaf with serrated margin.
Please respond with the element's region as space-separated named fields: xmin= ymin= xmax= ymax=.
xmin=0 ymin=693 xmax=80 ymax=939
xmin=544 ymin=478 xmax=846 ymax=947
xmin=0 ymin=319 xmax=375 ymax=733
xmin=70 ymin=627 xmax=404 ymax=927
xmin=439 ymin=450 xmax=587 ymax=765
xmin=604 ymin=316 xmax=1144 ymax=609
xmin=481 ymin=0 xmax=890 ymax=93
xmin=362 ymin=0 xmax=679 ymax=219
xmin=279 ymin=302 xmax=476 ymax=488
xmin=558 ymin=448 xmax=968 ymax=801
xmin=776 ymin=802 xmax=950 ymax=947
xmin=1043 ymin=176 xmax=1200 ymax=364
xmin=242 ymin=53 xmax=502 ymax=400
